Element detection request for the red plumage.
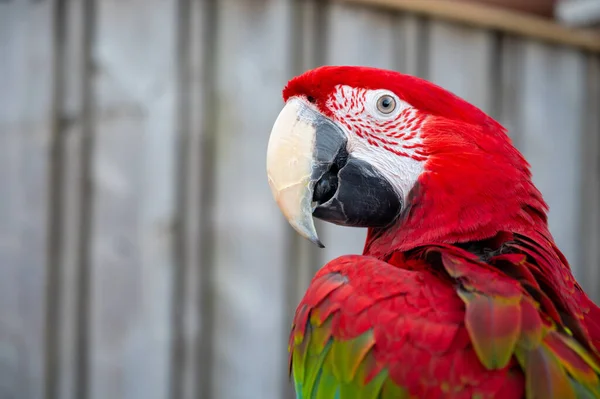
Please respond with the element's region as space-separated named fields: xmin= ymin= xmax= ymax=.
xmin=292 ymin=253 xmax=526 ymax=398
xmin=283 ymin=66 xmax=600 ymax=398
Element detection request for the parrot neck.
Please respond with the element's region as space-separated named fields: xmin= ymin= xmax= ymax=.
xmin=363 ymin=207 xmax=550 ymax=259
xmin=362 ymin=143 xmax=552 ymax=258
xmin=362 ymin=168 xmax=600 ymax=354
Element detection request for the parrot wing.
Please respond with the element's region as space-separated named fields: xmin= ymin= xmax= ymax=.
xmin=289 ymin=244 xmax=600 ymax=399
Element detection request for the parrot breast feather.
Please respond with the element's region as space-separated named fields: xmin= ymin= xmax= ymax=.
xmin=289 ymin=245 xmax=600 ymax=399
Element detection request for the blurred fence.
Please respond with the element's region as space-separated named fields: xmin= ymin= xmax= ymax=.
xmin=0 ymin=1 xmax=599 ymax=399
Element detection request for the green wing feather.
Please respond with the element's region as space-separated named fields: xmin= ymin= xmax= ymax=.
xmin=292 ymin=316 xmax=411 ymax=399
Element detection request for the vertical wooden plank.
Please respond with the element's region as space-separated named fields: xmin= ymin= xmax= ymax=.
xmin=579 ymin=55 xmax=600 ymax=302
xmin=427 ymin=20 xmax=496 ymax=113
xmin=321 ymin=2 xmax=401 ymax=261
xmin=45 ymin=1 xmax=94 ymax=399
xmin=211 ymin=1 xmax=292 ymax=399
xmin=518 ymin=41 xmax=587 ymax=277
xmin=397 ymin=14 xmax=428 ymax=77
xmin=282 ymin=2 xmax=329 ymax=397
xmin=88 ymin=1 xmax=178 ymax=398
xmin=170 ymin=1 xmax=216 ymax=399
xmin=326 ymin=2 xmax=400 ymax=67
xmin=497 ymin=35 xmax=525 ymax=144
xmin=0 ymin=2 xmax=55 ymax=399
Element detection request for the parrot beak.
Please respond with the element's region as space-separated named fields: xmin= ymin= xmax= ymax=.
xmin=266 ymin=98 xmax=336 ymax=248
xmin=266 ymin=97 xmax=402 ymax=247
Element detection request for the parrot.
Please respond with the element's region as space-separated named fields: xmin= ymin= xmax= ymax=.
xmin=265 ymin=65 xmax=600 ymax=399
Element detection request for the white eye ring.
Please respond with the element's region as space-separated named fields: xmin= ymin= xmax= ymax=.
xmin=376 ymin=94 xmax=396 ymax=115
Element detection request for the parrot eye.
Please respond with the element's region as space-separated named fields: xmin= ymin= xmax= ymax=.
xmin=376 ymin=94 xmax=396 ymax=115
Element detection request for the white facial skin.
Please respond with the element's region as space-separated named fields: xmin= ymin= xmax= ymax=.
xmin=326 ymin=85 xmax=427 ymax=205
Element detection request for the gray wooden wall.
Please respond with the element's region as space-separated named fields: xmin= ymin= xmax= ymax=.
xmin=0 ymin=1 xmax=598 ymax=399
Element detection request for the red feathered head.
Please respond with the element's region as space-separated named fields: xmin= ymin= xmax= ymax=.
xmin=267 ymin=66 xmax=548 ymax=255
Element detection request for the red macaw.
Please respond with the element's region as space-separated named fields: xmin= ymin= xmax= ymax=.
xmin=266 ymin=66 xmax=600 ymax=398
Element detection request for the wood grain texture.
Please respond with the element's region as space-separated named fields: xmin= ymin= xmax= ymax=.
xmin=0 ymin=2 xmax=598 ymax=399
xmin=396 ymin=14 xmax=429 ymax=77
xmin=496 ymin=35 xmax=525 ymax=143
xmin=516 ymin=41 xmax=587 ymax=279
xmin=579 ymin=55 xmax=600 ymax=302
xmin=87 ymin=1 xmax=178 ymax=398
xmin=0 ymin=2 xmax=55 ymax=399
xmin=45 ymin=1 xmax=94 ymax=399
xmin=427 ymin=20 xmax=496 ymax=113
xmin=456 ymin=0 xmax=557 ymax=18
xmin=210 ymin=1 xmax=292 ymax=398
xmin=336 ymin=0 xmax=600 ymax=52
xmin=170 ymin=1 xmax=217 ymax=399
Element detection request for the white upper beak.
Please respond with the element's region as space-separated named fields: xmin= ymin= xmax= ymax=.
xmin=266 ymin=98 xmax=323 ymax=247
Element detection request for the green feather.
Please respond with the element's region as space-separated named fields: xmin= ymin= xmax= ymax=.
xmin=570 ymin=379 xmax=599 ymax=399
xmin=330 ymin=331 xmax=375 ymax=383
xmin=458 ymin=289 xmax=522 ymax=369
xmin=292 ymin=316 xmax=407 ymax=398
xmin=344 ymin=368 xmax=386 ymax=399
xmin=313 ymin=362 xmax=338 ymax=399
xmin=293 ymin=325 xmax=311 ymax=386
xmin=299 ymin=339 xmax=332 ymax=398
xmin=380 ymin=378 xmax=410 ymax=399
xmin=524 ymin=344 xmax=577 ymax=399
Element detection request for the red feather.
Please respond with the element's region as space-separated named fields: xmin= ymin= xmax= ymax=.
xmin=284 ymin=66 xmax=600 ymax=398
xmin=291 ymin=255 xmax=520 ymax=398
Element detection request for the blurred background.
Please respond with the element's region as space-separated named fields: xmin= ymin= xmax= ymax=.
xmin=1 ymin=0 xmax=599 ymax=399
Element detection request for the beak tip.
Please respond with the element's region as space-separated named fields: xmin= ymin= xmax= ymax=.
xmin=302 ymin=227 xmax=325 ymax=248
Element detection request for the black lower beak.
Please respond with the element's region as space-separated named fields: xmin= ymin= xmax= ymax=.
xmin=310 ymin=118 xmax=402 ymax=228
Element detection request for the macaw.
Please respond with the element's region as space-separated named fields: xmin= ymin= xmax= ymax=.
xmin=265 ymin=66 xmax=600 ymax=399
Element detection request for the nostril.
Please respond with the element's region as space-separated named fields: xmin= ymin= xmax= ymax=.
xmin=313 ymin=147 xmax=348 ymax=205
xmin=313 ymin=171 xmax=338 ymax=205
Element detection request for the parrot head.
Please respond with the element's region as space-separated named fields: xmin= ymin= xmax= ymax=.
xmin=266 ymin=66 xmax=548 ymax=253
